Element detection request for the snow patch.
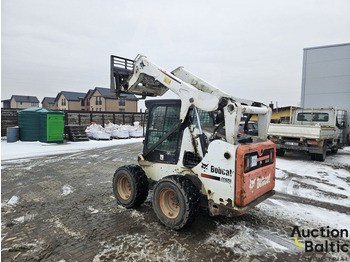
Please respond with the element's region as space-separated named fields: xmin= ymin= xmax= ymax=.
xmin=94 ymin=234 xmax=190 ymax=262
xmin=259 ymin=199 xmax=350 ymax=229
xmin=206 ymin=224 xmax=296 ymax=257
xmin=6 ymin=196 xmax=19 ymax=206
xmin=61 ymin=185 xmax=74 ymax=196
xmin=88 ymin=206 xmax=99 ymax=214
xmin=1 ymin=138 xmax=143 ymax=161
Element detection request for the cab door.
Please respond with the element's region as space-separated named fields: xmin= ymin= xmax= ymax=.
xmin=144 ymin=100 xmax=182 ymax=164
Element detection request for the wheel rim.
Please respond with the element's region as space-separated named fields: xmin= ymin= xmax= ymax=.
xmin=159 ymin=188 xmax=180 ymax=218
xmin=117 ymin=176 xmax=132 ymax=200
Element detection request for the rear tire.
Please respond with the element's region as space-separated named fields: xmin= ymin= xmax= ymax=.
xmin=276 ymin=149 xmax=285 ymax=156
xmin=310 ymin=153 xmax=316 ymax=161
xmin=113 ymin=165 xmax=148 ymax=208
xmin=315 ymin=143 xmax=327 ymax=162
xmin=152 ymin=175 xmax=199 ymax=230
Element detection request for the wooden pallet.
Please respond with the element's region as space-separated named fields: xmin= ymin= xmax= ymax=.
xmin=66 ymin=126 xmax=90 ymax=142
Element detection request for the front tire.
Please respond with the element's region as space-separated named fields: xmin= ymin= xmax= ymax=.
xmin=152 ymin=175 xmax=199 ymax=230
xmin=113 ymin=165 xmax=148 ymax=208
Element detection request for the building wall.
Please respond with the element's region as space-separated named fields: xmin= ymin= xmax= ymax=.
xmin=68 ymin=101 xmax=84 ymax=111
xmin=42 ymin=101 xmax=56 ymax=109
xmin=105 ymin=99 xmax=118 ymax=112
xmin=10 ymin=98 xmax=39 ymax=109
xmin=124 ymin=100 xmax=137 ymax=112
xmin=57 ymin=94 xmax=69 ymax=111
xmin=2 ymin=101 xmax=11 ymax=108
xmin=90 ymin=90 xmax=138 ymax=112
xmin=57 ymin=94 xmax=83 ymax=111
xmin=90 ymin=90 xmax=105 ymax=111
xmin=301 ymin=43 xmax=350 ymax=126
xmin=84 ymin=91 xmax=93 ymax=111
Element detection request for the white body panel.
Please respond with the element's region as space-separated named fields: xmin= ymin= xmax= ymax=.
xmin=268 ymin=124 xmax=336 ymax=140
xmin=192 ymin=140 xmax=237 ymax=206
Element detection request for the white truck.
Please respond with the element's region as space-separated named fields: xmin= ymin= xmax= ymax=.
xmin=268 ymin=108 xmax=344 ymax=161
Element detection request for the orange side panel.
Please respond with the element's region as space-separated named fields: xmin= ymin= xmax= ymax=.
xmin=235 ymin=141 xmax=276 ymax=207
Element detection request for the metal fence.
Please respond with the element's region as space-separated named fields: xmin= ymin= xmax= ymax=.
xmin=1 ymin=108 xmax=147 ymax=137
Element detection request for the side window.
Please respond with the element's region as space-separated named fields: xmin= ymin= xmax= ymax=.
xmin=191 ymin=108 xmax=215 ymax=127
xmin=146 ymin=105 xmax=180 ymax=153
xmin=297 ymin=112 xmax=329 ymax=122
xmin=119 ymin=98 xmax=125 ymax=106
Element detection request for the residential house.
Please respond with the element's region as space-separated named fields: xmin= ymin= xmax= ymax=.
xmin=83 ymin=89 xmax=94 ymax=111
xmin=41 ymin=97 xmax=56 ymax=109
xmin=89 ymin=87 xmax=137 ymax=112
xmin=55 ymin=91 xmax=86 ymax=111
xmin=2 ymin=99 xmax=11 ymax=108
xmin=2 ymin=95 xmax=40 ymax=109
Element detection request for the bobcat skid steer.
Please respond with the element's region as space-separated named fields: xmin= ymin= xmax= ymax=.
xmin=110 ymin=55 xmax=276 ymax=229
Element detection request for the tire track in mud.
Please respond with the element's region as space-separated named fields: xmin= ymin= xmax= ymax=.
xmin=273 ymin=192 xmax=350 ymax=215
xmin=2 ymin=143 xmax=350 ymax=261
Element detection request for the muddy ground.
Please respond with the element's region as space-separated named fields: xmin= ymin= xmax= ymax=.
xmin=1 ymin=142 xmax=350 ymax=261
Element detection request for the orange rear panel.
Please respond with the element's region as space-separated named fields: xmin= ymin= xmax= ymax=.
xmin=235 ymin=141 xmax=276 ymax=207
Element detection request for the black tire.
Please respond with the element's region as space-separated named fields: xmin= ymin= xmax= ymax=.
xmin=152 ymin=175 xmax=199 ymax=230
xmin=331 ymin=147 xmax=338 ymax=154
xmin=315 ymin=143 xmax=327 ymax=162
xmin=112 ymin=165 xmax=148 ymax=208
xmin=276 ymin=149 xmax=285 ymax=157
xmin=310 ymin=153 xmax=316 ymax=161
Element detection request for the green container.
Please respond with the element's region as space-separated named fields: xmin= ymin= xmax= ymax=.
xmin=39 ymin=112 xmax=64 ymax=143
xmin=18 ymin=108 xmax=41 ymax=141
xmin=18 ymin=108 xmax=64 ymax=143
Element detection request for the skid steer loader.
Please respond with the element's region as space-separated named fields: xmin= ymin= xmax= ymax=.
xmin=111 ymin=55 xmax=276 ymax=229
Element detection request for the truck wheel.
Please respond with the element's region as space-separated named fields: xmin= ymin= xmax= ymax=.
xmin=315 ymin=144 xmax=327 ymax=162
xmin=113 ymin=165 xmax=148 ymax=208
xmin=276 ymin=149 xmax=285 ymax=156
xmin=331 ymin=147 xmax=338 ymax=154
xmin=152 ymin=175 xmax=199 ymax=230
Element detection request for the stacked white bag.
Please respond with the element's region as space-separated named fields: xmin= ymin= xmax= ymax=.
xmin=132 ymin=121 xmax=144 ymax=137
xmin=85 ymin=122 xmax=111 ymax=140
xmin=85 ymin=121 xmax=145 ymax=140
xmin=113 ymin=125 xmax=129 ymax=138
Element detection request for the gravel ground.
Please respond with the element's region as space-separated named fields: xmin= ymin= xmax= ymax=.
xmin=1 ymin=142 xmax=350 ymax=262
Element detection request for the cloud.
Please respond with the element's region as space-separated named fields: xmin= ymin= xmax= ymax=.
xmin=2 ymin=0 xmax=350 ymax=108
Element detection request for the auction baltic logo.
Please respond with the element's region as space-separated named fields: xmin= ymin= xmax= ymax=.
xmin=291 ymin=226 xmax=349 ymax=253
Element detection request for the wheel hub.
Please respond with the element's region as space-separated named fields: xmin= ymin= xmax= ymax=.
xmin=159 ymin=188 xmax=180 ymax=218
xmin=117 ymin=176 xmax=132 ymax=200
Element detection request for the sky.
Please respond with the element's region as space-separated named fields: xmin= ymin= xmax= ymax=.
xmin=1 ymin=0 xmax=350 ymax=109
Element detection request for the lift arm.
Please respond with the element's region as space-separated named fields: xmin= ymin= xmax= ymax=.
xmin=113 ymin=55 xmax=220 ymax=122
xmin=111 ymin=54 xmax=271 ymax=140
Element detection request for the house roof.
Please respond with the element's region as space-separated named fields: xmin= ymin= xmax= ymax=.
xmin=92 ymin=87 xmax=137 ymax=99
xmin=11 ymin=95 xmax=40 ymax=103
xmin=56 ymin=91 xmax=86 ymax=101
xmin=41 ymin=97 xmax=56 ymax=104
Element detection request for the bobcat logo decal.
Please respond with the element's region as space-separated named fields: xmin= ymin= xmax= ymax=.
xmin=201 ymin=163 xmax=209 ymax=171
xmin=249 ymin=178 xmax=256 ymax=190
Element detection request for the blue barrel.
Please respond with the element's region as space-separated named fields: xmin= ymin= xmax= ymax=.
xmin=7 ymin=127 xmax=19 ymax=143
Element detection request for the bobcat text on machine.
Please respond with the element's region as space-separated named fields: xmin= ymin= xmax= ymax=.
xmin=110 ymin=55 xmax=276 ymax=229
